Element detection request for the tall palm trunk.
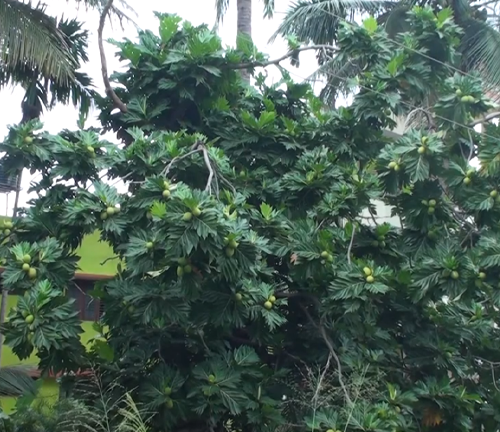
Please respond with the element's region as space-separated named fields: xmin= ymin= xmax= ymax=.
xmin=237 ymin=0 xmax=252 ymax=83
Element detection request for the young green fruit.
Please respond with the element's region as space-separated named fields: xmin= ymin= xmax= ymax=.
xmin=163 ymin=181 xmax=170 ymax=189
xmin=162 ymin=189 xmax=171 ymax=198
xmin=479 ymin=272 xmax=486 ymax=280
xmin=28 ymin=268 xmax=37 ymax=279
xmin=320 ymin=251 xmax=329 ymax=258
xmin=208 ymin=374 xmax=216 ymax=383
xmin=24 ymin=136 xmax=33 ymax=144
xmin=182 ymin=212 xmax=193 ymax=221
xmin=166 ymin=398 xmax=174 ymax=409
xmin=178 ymin=257 xmax=188 ymax=266
xmin=164 ymin=386 xmax=172 ymax=396
xmin=235 ymin=293 xmax=243 ymax=302
xmin=427 ymin=207 xmax=435 ymax=215
xmin=87 ymin=146 xmax=95 ymax=153
xmin=177 ymin=266 xmax=184 ymax=277
xmin=363 ymin=267 xmax=372 ymax=276
xmin=463 ymin=177 xmax=471 ymax=185
xmin=146 ymin=241 xmax=154 ymax=250
xmin=466 ymin=169 xmax=475 ymax=177
xmin=455 ymin=89 xmax=462 ymax=96
xmin=22 ymin=311 xmax=29 ymax=318
xmin=128 ymin=306 xmax=135 ymax=313
xmin=192 ymin=207 xmax=202 ymax=217
xmin=264 ymin=301 xmax=273 ymax=310
xmin=22 ymin=254 xmax=31 ymax=264
xmin=225 ymin=247 xmax=235 ymax=258
xmin=22 ymin=263 xmax=30 ymax=272
xmin=183 ymin=264 xmax=192 ymax=274
xmin=269 ymin=295 xmax=277 ymax=303
xmin=100 ymin=212 xmax=108 ymax=220
xmin=428 ymin=199 xmax=437 ymax=207
xmin=228 ymin=239 xmax=239 ymax=249
xmin=327 ymin=254 xmax=334 ymax=262
xmin=4 ymin=229 xmax=11 ymax=236
xmin=388 ymin=161 xmax=397 ymax=169
xmin=4 ymin=221 xmax=12 ymax=229
xmin=451 ymin=270 xmax=459 ymax=280
xmin=393 ymin=164 xmax=400 ymax=171
xmin=25 ymin=314 xmax=34 ymax=324
xmin=421 ymin=136 xmax=429 ymax=144
xmin=106 ymin=207 xmax=115 ymax=216
xmin=417 ymin=146 xmax=426 ymax=155
xmin=490 ymin=190 xmax=498 ymax=198
xmin=366 ymin=275 xmax=375 ymax=283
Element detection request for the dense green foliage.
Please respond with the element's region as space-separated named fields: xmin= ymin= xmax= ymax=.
xmin=276 ymin=0 xmax=500 ymax=104
xmin=2 ymin=8 xmax=500 ymax=432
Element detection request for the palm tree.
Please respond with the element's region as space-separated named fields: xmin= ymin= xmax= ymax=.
xmin=1 ymin=17 xmax=96 ymax=123
xmin=215 ymin=0 xmax=275 ymax=82
xmin=0 ymin=0 xmax=132 ymax=90
xmin=274 ymin=0 xmax=500 ymax=104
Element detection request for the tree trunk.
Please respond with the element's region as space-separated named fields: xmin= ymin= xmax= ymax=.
xmin=237 ymin=0 xmax=252 ymax=84
xmin=0 ymin=171 xmax=22 ymax=368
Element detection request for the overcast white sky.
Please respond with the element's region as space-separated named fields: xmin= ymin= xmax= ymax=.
xmin=0 ymin=0 xmax=322 ymax=214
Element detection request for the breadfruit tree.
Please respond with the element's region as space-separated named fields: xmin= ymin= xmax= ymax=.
xmin=1 ymin=7 xmax=500 ymax=432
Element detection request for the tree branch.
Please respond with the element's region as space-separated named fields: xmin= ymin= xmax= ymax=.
xmin=470 ymin=110 xmax=500 ymax=127
xmin=98 ymin=0 xmax=128 ymax=113
xmin=231 ymin=45 xmax=338 ymax=70
xmin=299 ymin=303 xmax=353 ymax=406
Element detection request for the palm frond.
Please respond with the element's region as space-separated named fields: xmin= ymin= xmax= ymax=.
xmin=214 ymin=0 xmax=231 ymax=26
xmin=460 ymin=17 xmax=500 ymax=90
xmin=0 ymin=365 xmax=37 ymax=397
xmin=0 ymin=0 xmax=75 ymax=84
xmin=263 ymin=0 xmax=275 ymax=18
xmin=271 ymin=0 xmax=397 ymax=44
xmin=0 ymin=16 xmax=95 ymax=117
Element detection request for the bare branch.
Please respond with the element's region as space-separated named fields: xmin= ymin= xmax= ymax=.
xmin=98 ymin=0 xmax=128 ymax=113
xmin=231 ymin=45 xmax=338 ymax=70
xmin=470 ymin=110 xmax=500 ymax=127
xmin=202 ymin=147 xmax=215 ymax=193
xmin=299 ymin=303 xmax=353 ymax=406
xmin=347 ymin=223 xmax=356 ymax=265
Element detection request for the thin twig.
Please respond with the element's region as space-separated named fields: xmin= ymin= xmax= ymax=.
xmin=299 ymin=303 xmax=353 ymax=406
xmin=347 ymin=223 xmax=356 ymax=265
xmin=312 ymin=353 xmax=332 ymax=406
xmin=98 ymin=0 xmax=128 ymax=113
xmin=100 ymin=256 xmax=120 ymax=266
xmin=467 ymin=129 xmax=475 ymax=162
xmin=202 ymin=147 xmax=214 ymax=193
xmin=160 ymin=148 xmax=203 ymax=177
xmin=470 ymin=110 xmax=500 ymax=127
xmin=231 ymin=45 xmax=338 ymax=70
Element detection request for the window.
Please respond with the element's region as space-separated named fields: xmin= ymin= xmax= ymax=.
xmin=68 ymin=280 xmax=102 ymax=321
